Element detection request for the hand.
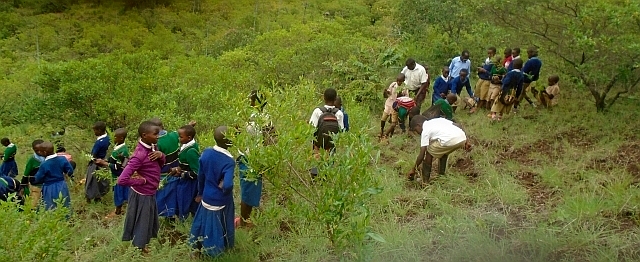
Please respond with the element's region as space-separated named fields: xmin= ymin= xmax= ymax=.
xmin=148 ymin=151 xmax=163 ymax=161
xmin=440 ymin=93 xmax=446 ymax=98
xmin=189 ymin=120 xmax=197 ymax=127
xmin=478 ymin=67 xmax=487 ymax=73
xmin=218 ymin=181 xmax=224 ymax=189
xmin=195 ymin=196 xmax=202 ymax=203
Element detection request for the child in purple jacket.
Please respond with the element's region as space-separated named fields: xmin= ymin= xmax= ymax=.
xmin=117 ymin=121 xmax=165 ymax=253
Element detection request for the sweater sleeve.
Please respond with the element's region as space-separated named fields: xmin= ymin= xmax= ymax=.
xmin=24 ymin=158 xmax=36 ymax=177
xmin=450 ymin=79 xmax=457 ymax=94
xmin=117 ymin=156 xmax=146 ymax=186
xmin=464 ymin=80 xmax=474 ymax=97
xmin=221 ymin=161 xmax=234 ymax=194
xmin=63 ymin=159 xmax=74 ymax=177
xmin=185 ymin=148 xmax=200 ymax=176
xmin=34 ymin=165 xmax=46 ymax=184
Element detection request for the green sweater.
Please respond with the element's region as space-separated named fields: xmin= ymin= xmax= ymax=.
xmin=434 ymin=99 xmax=454 ymax=120
xmin=3 ymin=144 xmax=16 ymax=161
xmin=178 ymin=142 xmax=200 ymax=179
xmin=158 ymin=131 xmax=180 ymax=170
xmin=109 ymin=143 xmax=130 ymax=178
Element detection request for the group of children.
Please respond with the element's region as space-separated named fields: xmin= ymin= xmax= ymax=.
xmin=379 ymin=46 xmax=561 ymax=139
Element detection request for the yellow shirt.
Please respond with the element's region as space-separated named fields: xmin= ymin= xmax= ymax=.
xmin=545 ymin=84 xmax=559 ymax=106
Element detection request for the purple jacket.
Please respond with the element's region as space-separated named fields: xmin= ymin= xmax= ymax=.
xmin=117 ymin=140 xmax=165 ymax=196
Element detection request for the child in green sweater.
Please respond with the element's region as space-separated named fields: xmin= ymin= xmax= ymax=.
xmin=0 ymin=138 xmax=18 ymax=178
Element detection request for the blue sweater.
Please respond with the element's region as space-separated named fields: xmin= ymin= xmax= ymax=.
xmin=340 ymin=107 xmax=350 ymax=132
xmin=502 ymin=69 xmax=525 ymax=97
xmin=450 ymin=76 xmax=474 ymax=97
xmin=478 ymin=61 xmax=494 ymax=80
xmin=92 ymin=135 xmax=110 ymax=159
xmin=35 ymin=155 xmax=74 ymax=186
xmin=522 ymin=56 xmax=542 ymax=83
xmin=198 ymin=146 xmax=235 ymax=206
xmin=433 ymin=76 xmax=450 ymax=95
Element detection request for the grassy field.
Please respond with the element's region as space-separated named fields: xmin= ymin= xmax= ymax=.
xmin=2 ymin=90 xmax=639 ymax=262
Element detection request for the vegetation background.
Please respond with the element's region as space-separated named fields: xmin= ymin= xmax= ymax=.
xmin=0 ymin=0 xmax=639 ymax=261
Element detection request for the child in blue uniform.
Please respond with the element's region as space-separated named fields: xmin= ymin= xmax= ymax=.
xmin=85 ymin=121 xmax=111 ymax=203
xmin=173 ymin=125 xmax=200 ymax=220
xmin=35 ymin=142 xmax=74 ymax=210
xmin=96 ymin=128 xmax=130 ymax=216
xmin=190 ymin=126 xmax=235 ymax=258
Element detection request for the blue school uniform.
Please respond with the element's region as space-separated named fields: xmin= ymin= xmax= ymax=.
xmin=156 ymin=130 xmax=180 ymax=218
xmin=35 ymin=155 xmax=74 ymax=210
xmin=176 ymin=140 xmax=200 ymax=220
xmin=190 ymin=146 xmax=235 ymax=257
xmin=450 ymin=76 xmax=474 ymax=97
xmin=432 ymin=75 xmax=451 ymax=105
xmin=85 ymin=134 xmax=111 ymax=200
xmin=522 ymin=56 xmax=542 ymax=83
xmin=108 ymin=143 xmax=130 ymax=207
xmin=339 ymin=107 xmax=350 ymax=132
xmin=1 ymin=143 xmax=18 ymax=178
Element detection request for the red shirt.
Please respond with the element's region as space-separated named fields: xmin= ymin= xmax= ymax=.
xmin=503 ymin=56 xmax=513 ymax=68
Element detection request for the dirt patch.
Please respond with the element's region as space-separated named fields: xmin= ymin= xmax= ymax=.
xmin=259 ymin=252 xmax=275 ymax=261
xmin=498 ymin=139 xmax=559 ymax=166
xmin=602 ymin=210 xmax=639 ymax=232
xmin=279 ymin=219 xmax=293 ymax=235
xmin=453 ymin=156 xmax=479 ymax=182
xmin=158 ymin=229 xmax=186 ymax=246
xmin=590 ymin=142 xmax=640 ymax=178
xmin=555 ymin=127 xmax=595 ymax=148
xmin=514 ymin=171 xmax=556 ymax=211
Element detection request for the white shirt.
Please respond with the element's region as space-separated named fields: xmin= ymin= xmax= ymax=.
xmin=401 ymin=63 xmax=429 ymax=91
xmin=449 ymin=56 xmax=471 ymax=78
xmin=96 ymin=134 xmax=107 ymax=141
xmin=420 ymin=118 xmax=467 ymax=147
xmin=309 ymin=105 xmax=345 ymax=130
xmin=385 ymin=82 xmax=408 ymax=112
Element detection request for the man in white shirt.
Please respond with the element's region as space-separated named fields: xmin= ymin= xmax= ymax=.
xmin=407 ymin=115 xmax=471 ymax=182
xmin=400 ymin=58 xmax=429 ymax=106
xmin=449 ymin=50 xmax=471 ymax=79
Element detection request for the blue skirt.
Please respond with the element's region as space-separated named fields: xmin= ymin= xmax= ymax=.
xmin=42 ymin=180 xmax=70 ymax=210
xmin=189 ymin=202 xmax=235 ymax=257
xmin=156 ymin=175 xmax=178 ymax=217
xmin=176 ymin=178 xmax=198 ymax=219
xmin=239 ymin=161 xmax=262 ymax=207
xmin=113 ymin=184 xmax=130 ymax=207
xmin=0 ymin=160 xmax=18 ymax=178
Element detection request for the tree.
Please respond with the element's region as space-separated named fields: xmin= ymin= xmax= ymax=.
xmin=483 ymin=0 xmax=640 ymax=111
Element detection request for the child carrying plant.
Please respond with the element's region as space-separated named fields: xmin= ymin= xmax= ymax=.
xmin=381 ymin=73 xmax=407 ymax=138
xmin=117 ymin=121 xmax=165 ymax=253
xmin=34 ymin=142 xmax=74 ymax=210
xmin=96 ymin=128 xmax=130 ymax=217
xmin=190 ymin=126 xmax=235 ymax=258
xmin=236 ymin=90 xmax=276 ymax=228
xmin=21 ymin=139 xmax=44 ymax=207
xmin=0 ymin=137 xmax=18 ymax=178
xmin=85 ymin=121 xmax=111 ymax=203
xmin=172 ymin=125 xmax=200 ymax=220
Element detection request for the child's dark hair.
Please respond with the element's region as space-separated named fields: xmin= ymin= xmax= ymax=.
xmin=512 ymin=47 xmax=521 ymax=55
xmin=460 ymin=68 xmax=469 ymax=74
xmin=512 ymin=58 xmax=524 ymax=69
xmin=549 ymin=75 xmax=560 ymax=83
xmin=409 ymin=115 xmax=427 ymax=131
xmin=1 ymin=138 xmax=9 ymax=144
xmin=138 ymin=121 xmax=157 ymax=136
xmin=488 ymin=47 xmax=497 ymax=53
xmin=324 ymin=88 xmax=337 ymax=103
xmin=93 ymin=121 xmax=107 ymax=132
xmin=408 ymin=106 xmax=421 ymax=118
xmin=114 ymin=128 xmax=128 ymax=138
xmin=32 ymin=139 xmax=44 ymax=148
xmin=461 ymin=50 xmax=470 ymax=56
xmin=179 ymin=125 xmax=196 ymax=138
xmin=56 ymin=146 xmax=66 ymax=153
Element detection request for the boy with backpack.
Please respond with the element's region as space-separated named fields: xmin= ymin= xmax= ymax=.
xmin=309 ymin=88 xmax=344 ymax=179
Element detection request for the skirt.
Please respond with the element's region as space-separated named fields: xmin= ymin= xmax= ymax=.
xmin=176 ymin=178 xmax=198 ymax=219
xmin=122 ymin=190 xmax=159 ymax=249
xmin=189 ymin=202 xmax=235 ymax=257
xmin=113 ymin=184 xmax=130 ymax=207
xmin=156 ymin=175 xmax=179 ymax=217
xmin=0 ymin=160 xmax=18 ymax=178
xmin=239 ymin=161 xmax=262 ymax=207
xmin=42 ymin=180 xmax=71 ymax=210
xmin=85 ymin=163 xmax=110 ymax=200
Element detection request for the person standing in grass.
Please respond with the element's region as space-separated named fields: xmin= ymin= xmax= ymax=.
xmin=190 ymin=126 xmax=235 ymax=258
xmin=236 ymin=90 xmax=277 ymax=228
xmin=173 ymin=125 xmax=200 ymax=220
xmin=449 ymin=50 xmax=471 ymax=79
xmin=117 ymin=121 xmax=165 ymax=253
xmin=514 ymin=46 xmax=542 ymax=112
xmin=502 ymin=48 xmax=513 ymax=69
xmin=490 ymin=58 xmax=525 ymax=121
xmin=21 ymin=139 xmax=44 ymax=207
xmin=401 ymin=58 xmax=430 ymax=106
xmin=381 ymin=74 xmax=407 ymax=138
xmin=85 ymin=121 xmax=110 ymax=203
xmin=507 ymin=47 xmax=521 ymax=71
xmin=95 ymin=128 xmax=130 ymax=217
xmin=407 ymin=115 xmax=471 ymax=182
xmin=149 ymin=118 xmax=196 ymax=222
xmin=472 ymin=47 xmax=498 ymax=113
xmin=35 ymin=142 xmax=74 ymax=210
xmin=1 ymin=138 xmax=18 ymax=178
xmin=309 ymin=88 xmax=344 ymax=178
xmin=432 ymin=67 xmax=451 ymax=106
xmin=335 ymin=96 xmax=349 ymax=132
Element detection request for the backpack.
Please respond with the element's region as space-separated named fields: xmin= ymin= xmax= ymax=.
xmin=315 ymin=107 xmax=340 ymax=150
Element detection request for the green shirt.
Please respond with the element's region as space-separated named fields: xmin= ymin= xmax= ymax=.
xmin=3 ymin=144 xmax=16 ymax=161
xmin=158 ymin=131 xmax=180 ymax=168
xmin=109 ymin=143 xmax=130 ymax=177
xmin=434 ymin=99 xmax=454 ymax=120
xmin=178 ymin=142 xmax=200 ymax=179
